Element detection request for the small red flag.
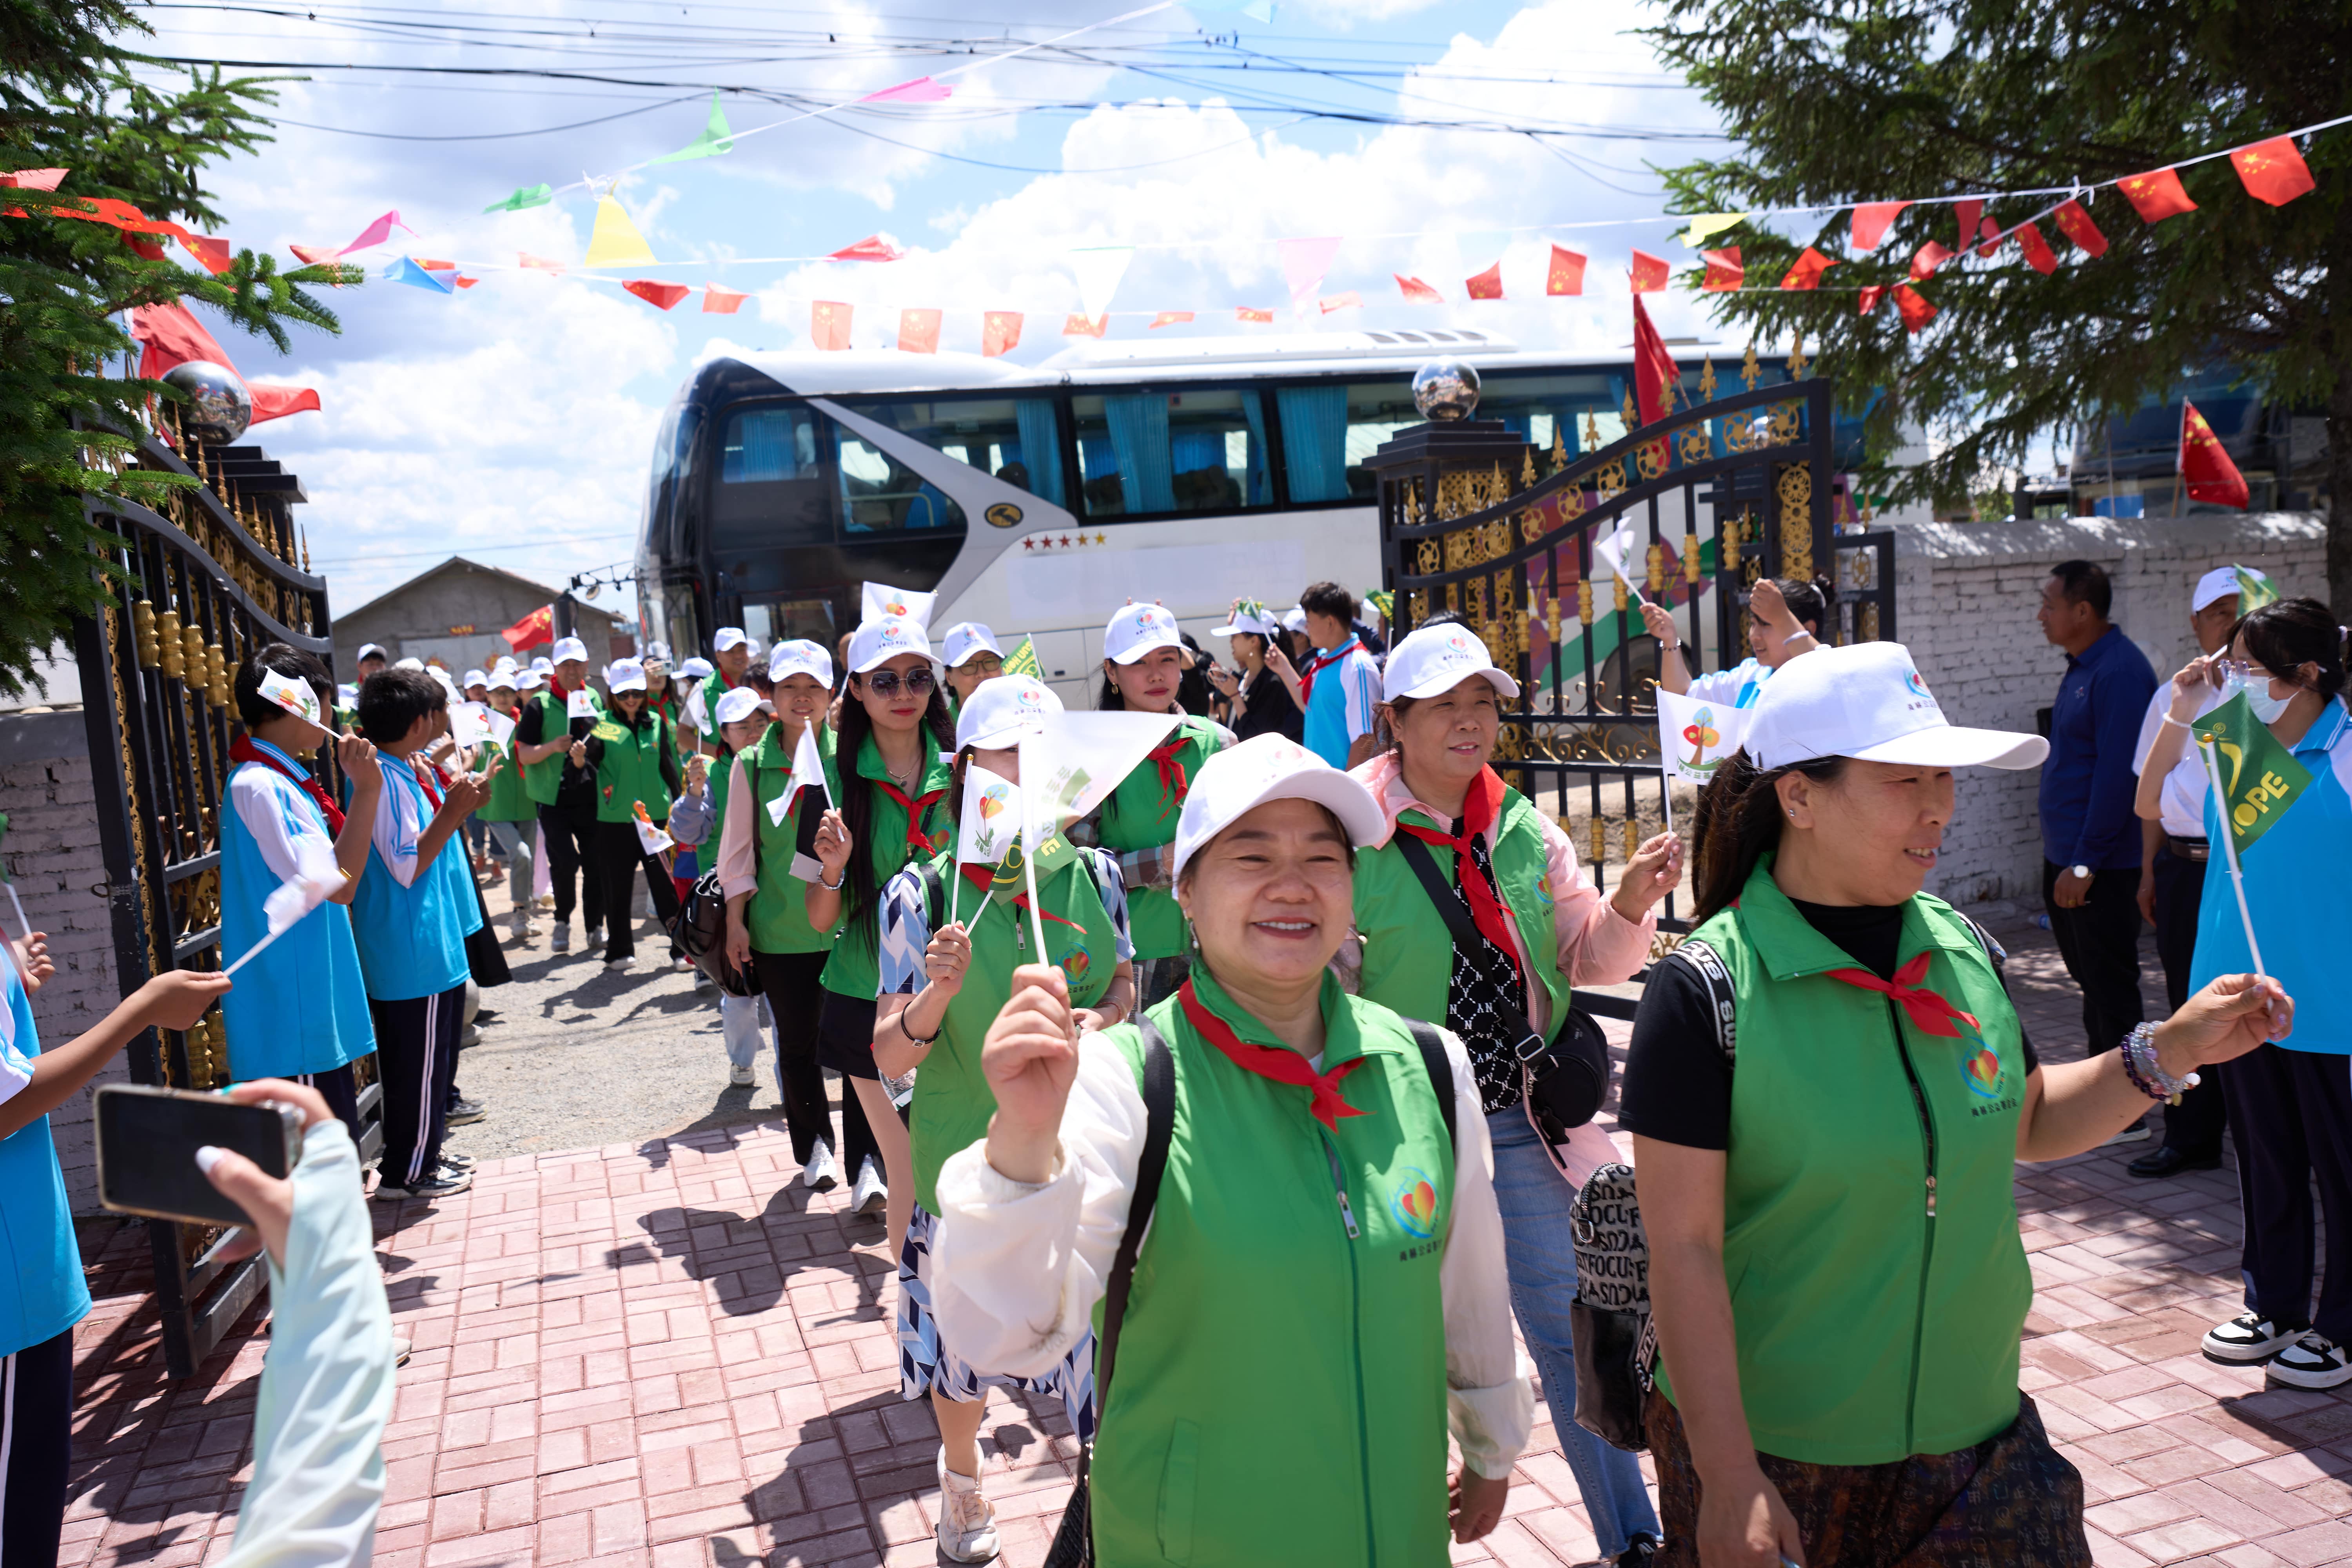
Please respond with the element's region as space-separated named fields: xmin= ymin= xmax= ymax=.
xmin=248 ymin=385 xmax=320 ymax=422
xmin=1954 ymin=199 xmax=1984 ymax=249
xmin=1148 ymin=310 xmax=1194 ymax=329
xmin=181 ymin=234 xmax=233 ymax=274
xmin=1061 ymin=312 xmax=1105 ymax=338
xmin=519 ymin=253 xmax=566 ymax=273
xmin=898 ymin=307 xmax=941 ymax=353
xmin=701 ymin=283 xmax=746 ymax=314
xmin=1857 ymin=284 xmax=1887 ymax=316
xmin=624 ymin=279 xmax=690 ymax=310
xmin=982 ymin=311 xmax=1022 ymax=357
xmin=1700 ymin=247 xmax=1743 ymax=291
xmin=1975 ymin=215 xmax=2004 ymax=258
xmin=1893 ymin=284 xmax=1936 ymax=333
xmin=2179 ymin=400 xmax=2249 ymax=509
xmin=1396 ymin=274 xmax=1443 ymax=303
xmin=2053 ymin=200 xmax=2108 ymax=257
xmin=2231 ymin=136 xmax=2316 ymax=206
xmin=1780 ymin=247 xmax=1837 ymax=290
xmin=2118 ymin=167 xmax=2198 ymax=224
xmin=2016 ymin=221 xmax=2057 ymax=274
xmin=1465 ymin=261 xmax=1504 ymax=300
xmin=811 ymin=299 xmax=852 ymax=350
xmin=501 ymin=604 xmax=554 ymax=651
xmin=1851 ymin=201 xmax=1909 ymax=252
xmin=1319 ymin=291 xmax=1361 ymax=313
xmin=288 ymin=243 xmax=336 ymax=266
xmin=1629 ymin=249 xmax=1669 ymax=293
xmin=827 ymin=234 xmax=905 ymax=262
xmin=1545 ymin=245 xmax=1586 ymax=297
xmin=0 ymin=168 xmax=66 ymax=191
xmin=1909 ymin=240 xmax=1953 ymax=279
xmin=1235 ymin=307 xmax=1274 ymax=323
xmin=1631 ymin=294 xmax=1679 ymax=425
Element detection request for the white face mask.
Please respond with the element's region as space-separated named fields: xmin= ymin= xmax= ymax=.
xmin=2224 ymin=666 xmax=2296 ymax=724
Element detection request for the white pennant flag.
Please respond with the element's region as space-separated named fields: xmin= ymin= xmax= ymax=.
xmin=767 ymin=721 xmax=835 ymax=825
xmin=632 ymin=801 xmax=674 ymax=857
xmin=1591 ymin=521 xmax=1647 ymax=605
xmin=450 ymin=701 xmax=513 ymax=749
xmin=1024 ymin=710 xmax=1182 ymax=828
xmin=1655 ymin=687 xmax=1753 ymax=784
xmin=957 ymin=763 xmax=1025 ymax=868
xmin=1069 ymin=245 xmax=1134 ymax=330
xmin=860 ymin=581 xmax=938 ymax=628
xmin=256 ymin=667 xmax=327 ymax=731
xmin=565 ymin=688 xmax=599 ymax=721
xmin=224 ymin=834 xmax=342 ymax=976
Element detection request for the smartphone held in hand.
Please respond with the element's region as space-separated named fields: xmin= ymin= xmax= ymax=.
xmin=95 ymin=1085 xmax=305 ymax=1227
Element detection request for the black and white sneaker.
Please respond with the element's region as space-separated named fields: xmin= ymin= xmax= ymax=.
xmin=2270 ymin=1332 xmax=2352 ymax=1389
xmin=446 ymin=1098 xmax=487 ymax=1127
xmin=440 ymin=1150 xmax=476 ymax=1171
xmin=2203 ymin=1312 xmax=2306 ymax=1364
xmin=375 ymin=1169 xmax=474 ymax=1201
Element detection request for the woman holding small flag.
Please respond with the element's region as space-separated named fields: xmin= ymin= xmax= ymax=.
xmin=805 ymin=617 xmax=958 ymax=1230
xmin=870 ymin=674 xmax=1134 ymax=1564
xmin=1091 ymin=602 xmax=1230 ymax=1005
xmin=569 ymin=657 xmax=683 ymax=971
xmin=719 ymin=642 xmax=849 ymax=1187
xmin=1624 ymin=641 xmax=2291 ymax=1568
xmin=2135 ymin=597 xmax=2352 ymax=1387
xmin=1644 ymin=575 xmax=1829 ymax=709
xmin=1206 ymin=598 xmax=1304 ymax=744
xmin=929 ymin=733 xmax=1530 ymax=1562
xmin=1348 ymin=619 xmax=1681 ymax=1566
xmin=477 ymin=668 xmax=541 ymax=941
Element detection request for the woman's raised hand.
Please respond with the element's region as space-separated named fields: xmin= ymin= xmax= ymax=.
xmin=2157 ymin=973 xmax=2293 ymax=1076
xmin=924 ymin=922 xmax=973 ymax=997
xmin=1639 ymin=600 xmax=1680 ymax=648
xmin=813 ymin=808 xmax=854 ymax=877
xmin=2168 ymin=653 xmax=2223 ymax=721
xmin=1610 ymin=832 xmax=1685 ymax=922
xmin=981 ymin=964 xmax=1080 ymax=1184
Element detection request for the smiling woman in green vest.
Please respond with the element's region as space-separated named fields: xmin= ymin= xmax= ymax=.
xmin=869 ymin=674 xmax=1136 ymax=1564
xmin=929 ymin=734 xmax=1532 ymax=1564
xmin=569 ymin=657 xmax=682 ymax=971
xmin=1620 ymin=641 xmax=2294 ymax=1568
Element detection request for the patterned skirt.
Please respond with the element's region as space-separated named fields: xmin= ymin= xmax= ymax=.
xmin=897 ymin=1203 xmax=1098 ymax=1443
xmin=1644 ymin=1386 xmax=2091 ymax=1568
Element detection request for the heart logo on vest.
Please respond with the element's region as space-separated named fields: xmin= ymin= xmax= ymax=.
xmin=1961 ymin=1034 xmax=2004 ymax=1100
xmin=1058 ymin=945 xmax=1092 ymax=984
xmin=1392 ymin=1167 xmax=1439 ymax=1239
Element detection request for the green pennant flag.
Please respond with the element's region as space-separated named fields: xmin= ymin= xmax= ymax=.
xmin=1002 ymin=636 xmax=1041 ymax=678
xmin=2194 ymin=690 xmax=2312 ymax=854
xmin=483 ymin=183 xmax=553 ymax=214
xmin=2234 ymin=564 xmax=2280 ymax=612
xmin=650 ymin=92 xmax=735 ymax=164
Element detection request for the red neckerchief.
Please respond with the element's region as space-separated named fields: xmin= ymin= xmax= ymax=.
xmin=1143 ymin=735 xmax=1192 ymax=820
xmin=1393 ymin=767 xmax=1524 ymax=989
xmin=1179 ymin=980 xmax=1369 ymax=1132
xmin=409 ymin=754 xmax=446 ymax=809
xmin=1298 ymin=639 xmax=1356 ymax=704
xmin=1823 ymin=953 xmax=1980 ymax=1038
xmin=875 ymin=778 xmax=948 ymax=851
xmin=230 ymin=735 xmax=344 ymax=833
xmin=958 ymin=863 xmax=1087 ymax=933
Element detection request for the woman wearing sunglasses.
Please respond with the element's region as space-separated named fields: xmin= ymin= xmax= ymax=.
xmin=806 ymin=617 xmax=958 ymax=1247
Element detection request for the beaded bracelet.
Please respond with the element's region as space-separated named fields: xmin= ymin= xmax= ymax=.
xmin=2121 ymin=1020 xmax=2199 ymax=1104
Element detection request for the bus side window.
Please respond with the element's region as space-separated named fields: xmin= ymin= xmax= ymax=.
xmin=836 ymin=430 xmax=966 ymax=534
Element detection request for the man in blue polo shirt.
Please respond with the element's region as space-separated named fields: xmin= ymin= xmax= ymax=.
xmin=2038 ymin=559 xmax=2159 ymax=1132
xmin=1295 ymin=580 xmax=1383 ymax=768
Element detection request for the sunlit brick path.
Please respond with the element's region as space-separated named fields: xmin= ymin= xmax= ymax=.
xmin=63 ymin=916 xmax=2352 ymax=1568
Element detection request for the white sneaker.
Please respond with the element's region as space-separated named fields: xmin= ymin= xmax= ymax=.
xmin=2270 ymin=1331 xmax=2352 ymax=1389
xmin=551 ymin=926 xmax=570 ymax=953
xmin=729 ymin=1061 xmax=753 ymax=1086
xmin=2105 ymin=1121 xmax=2153 ymax=1145
xmin=2203 ymin=1311 xmax=2305 ymax=1364
xmin=935 ymin=1446 xmax=999 ymax=1563
xmin=802 ymin=1138 xmax=839 ymax=1193
xmin=604 ymin=955 xmax=634 ymax=972
xmin=851 ymin=1156 xmax=887 ymax=1216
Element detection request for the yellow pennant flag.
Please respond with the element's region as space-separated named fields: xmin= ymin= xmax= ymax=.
xmin=1002 ymin=636 xmax=1041 ymax=678
xmin=583 ymin=196 xmax=655 ymax=268
xmin=1677 ymin=212 xmax=1751 ymax=248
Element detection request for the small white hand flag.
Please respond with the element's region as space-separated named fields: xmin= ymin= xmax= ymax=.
xmin=632 ymin=801 xmax=675 ymax=856
xmin=1655 ymin=687 xmax=1753 ymax=783
xmin=566 ymin=689 xmax=599 ymax=722
xmin=861 ymin=581 xmax=938 ymax=628
xmin=768 ymin=723 xmax=834 ymax=826
xmin=225 ymin=835 xmax=342 ymax=976
xmin=256 ymin=668 xmax=327 ymax=732
xmin=1591 ymin=521 xmax=1647 ymax=606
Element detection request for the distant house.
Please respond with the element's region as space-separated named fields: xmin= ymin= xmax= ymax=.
xmin=332 ymin=558 xmax=631 ymax=677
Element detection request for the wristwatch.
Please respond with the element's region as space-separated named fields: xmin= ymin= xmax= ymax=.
xmin=2069 ymin=863 xmax=2092 ymax=881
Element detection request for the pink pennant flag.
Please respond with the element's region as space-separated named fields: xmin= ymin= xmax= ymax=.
xmin=1850 ymin=201 xmax=1909 ymax=252
xmin=828 ymin=234 xmax=905 ymax=263
xmin=287 ymin=243 xmax=336 ymax=266
xmin=861 ymin=76 xmax=953 ymax=103
xmin=0 ymin=168 xmax=67 ymax=191
xmin=1277 ymin=236 xmax=1342 ymax=312
xmin=702 ymin=283 xmax=746 ymax=314
xmin=1319 ymin=290 xmax=1362 ymax=313
xmin=331 ymin=209 xmax=412 ymax=258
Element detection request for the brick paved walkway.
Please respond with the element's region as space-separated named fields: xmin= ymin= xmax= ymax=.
xmin=64 ymin=917 xmax=2352 ymax=1568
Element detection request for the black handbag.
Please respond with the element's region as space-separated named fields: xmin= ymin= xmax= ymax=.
xmin=1568 ymin=1161 xmax=1656 ymax=1451
xmin=672 ymin=866 xmax=753 ymax=997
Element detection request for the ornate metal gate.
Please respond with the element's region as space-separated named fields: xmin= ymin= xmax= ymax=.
xmin=1366 ymin=359 xmax=1897 ymax=1012
xmin=70 ymin=407 xmax=377 ymax=1377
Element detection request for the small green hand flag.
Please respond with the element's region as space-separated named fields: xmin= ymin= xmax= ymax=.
xmin=1003 ymin=637 xmax=1041 ymax=678
xmin=2194 ymin=690 xmax=2311 ymax=854
xmin=650 ymin=91 xmax=735 ymax=164
xmin=483 ymin=183 xmax=553 ymax=214
xmin=2233 ymin=564 xmax=2280 ymax=612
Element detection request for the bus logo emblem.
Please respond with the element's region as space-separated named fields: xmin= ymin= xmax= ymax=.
xmin=986 ymin=503 xmax=1024 ymax=529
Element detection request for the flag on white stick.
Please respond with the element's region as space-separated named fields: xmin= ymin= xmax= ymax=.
xmin=566 ymin=689 xmax=599 ymax=721
xmin=224 ymin=835 xmax=342 ymax=976
xmin=632 ymin=801 xmax=675 ymax=857
xmin=1654 ymin=688 xmax=1753 ymax=784
xmin=768 ymin=722 xmax=835 ymax=826
xmin=952 ymin=764 xmax=1026 ymax=930
xmin=1023 ymin=710 xmax=1183 ymax=829
xmin=450 ymin=701 xmax=514 ymax=749
xmin=1591 ymin=521 xmax=1648 ymax=607
xmin=861 ymin=581 xmax=938 ymax=628
xmin=256 ymin=668 xmax=328 ymax=732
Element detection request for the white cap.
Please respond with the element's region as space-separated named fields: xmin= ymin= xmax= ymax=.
xmin=768 ymin=639 xmax=835 ymax=687
xmin=955 ymin=675 xmax=1060 ymax=750
xmin=1281 ymin=605 xmax=1307 ymax=633
xmin=1382 ymin=622 xmax=1521 ymax=702
xmin=645 ymin=640 xmax=671 ymax=664
xmin=519 ymin=669 xmax=546 ymax=692
xmin=1171 ymin=733 xmax=1387 ymax=882
xmin=847 ymin=616 xmax=933 ymax=673
xmin=1103 ymin=603 xmax=1183 ymax=665
xmin=712 ymin=627 xmax=750 ymax=653
xmin=712 ymin=686 xmax=765 ymax=727
xmin=551 ymin=636 xmax=588 ymax=664
xmin=1212 ymin=600 xmax=1276 ymax=637
xmin=357 ymin=642 xmax=388 ymax=663
xmin=940 ymin=622 xmax=1002 ymax=668
xmin=606 ymin=657 xmax=648 ymax=693
xmin=461 ymin=669 xmax=486 ymax=689
xmin=492 ymin=655 xmax=519 ymax=674
xmin=530 ymin=655 xmax=554 ymax=674
xmin=487 ymin=668 xmax=518 ymax=690
xmin=1744 ymin=641 xmax=2048 ymax=773
xmin=2193 ymin=566 xmax=2262 ymax=612
xmin=394 ymin=657 xmax=425 ymax=671
xmin=677 ymin=656 xmax=714 ymax=679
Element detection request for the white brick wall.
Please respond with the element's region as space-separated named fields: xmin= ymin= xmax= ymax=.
xmin=1893 ymin=512 xmax=2328 ymax=906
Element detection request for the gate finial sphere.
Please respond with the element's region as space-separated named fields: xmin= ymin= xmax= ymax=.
xmin=161 ymin=361 xmax=252 ymax=443
xmin=1411 ymin=359 xmax=1481 ymax=421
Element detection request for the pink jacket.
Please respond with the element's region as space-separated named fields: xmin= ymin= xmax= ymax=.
xmin=1349 ymin=752 xmax=1655 ymax=1039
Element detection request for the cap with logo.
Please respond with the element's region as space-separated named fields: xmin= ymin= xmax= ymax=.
xmin=1281 ymin=605 xmax=1308 ymax=633
xmin=644 ymin=641 xmax=672 ymax=665
xmin=1171 ymin=733 xmax=1387 ymax=882
xmin=1744 ymin=641 xmax=2048 ymax=773
xmin=940 ymin=622 xmax=1003 ymax=669
xmin=956 ymin=675 xmax=1061 ymax=750
xmin=2192 ymin=565 xmax=2268 ymax=612
xmin=530 ymin=655 xmax=554 ymax=674
xmin=461 ymin=668 xmax=487 ymax=689
xmin=712 ymin=686 xmax=766 ymax=728
xmin=1211 ymin=600 xmax=1276 ymax=638
xmin=1382 ymin=622 xmax=1521 ymax=702
xmin=847 ymin=616 xmax=933 ymax=673
xmin=357 ymin=643 xmax=388 ymax=663
xmin=677 ymin=656 xmax=714 ymax=680
xmin=492 ymin=655 xmax=519 ymax=674
xmin=768 ymin=639 xmax=835 ymax=687
xmin=488 ymin=668 xmax=519 ymax=691
xmin=606 ymin=657 xmax=649 ymax=694
xmin=551 ymin=636 xmax=589 ymax=664
xmin=712 ymin=627 xmax=750 ymax=654
xmin=394 ymin=657 xmax=426 ymax=672
xmin=519 ymin=670 xmax=546 ymax=692
xmin=1103 ymin=603 xmax=1184 ymax=665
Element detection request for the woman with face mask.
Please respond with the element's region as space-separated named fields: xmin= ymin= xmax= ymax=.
xmin=2136 ymin=596 xmax=2352 ymax=1388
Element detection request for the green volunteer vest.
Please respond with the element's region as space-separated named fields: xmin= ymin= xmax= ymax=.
xmin=907 ymin=847 xmax=1116 ymax=1215
xmin=1091 ymin=969 xmax=1457 ymax=1566
xmin=1352 ymin=783 xmax=1571 ymax=1043
xmin=1093 ymin=716 xmax=1225 ymax=960
xmin=480 ymin=733 xmax=536 ymax=823
xmin=591 ymin=710 xmax=675 ymax=823
xmin=743 ymin=722 xmax=844 ymax=956
xmin=523 ymin=686 xmax=601 ymax=806
xmin=1654 ymin=858 xmax=2035 ymax=1465
xmin=817 ymin=731 xmax=955 ymax=1000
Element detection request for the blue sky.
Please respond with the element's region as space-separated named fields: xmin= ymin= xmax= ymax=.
xmin=139 ymin=0 xmax=1740 ymax=619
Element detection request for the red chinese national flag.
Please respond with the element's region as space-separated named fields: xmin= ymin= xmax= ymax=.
xmin=2118 ymin=167 xmax=2198 ymax=224
xmin=1893 ymin=284 xmax=1936 ymax=333
xmin=982 ymin=311 xmax=1022 ymax=357
xmin=2053 ymin=200 xmax=2108 ymax=257
xmin=811 ymin=299 xmax=852 ymax=350
xmin=2016 ymin=221 xmax=2058 ymax=274
xmin=1319 ymin=291 xmax=1362 ymax=313
xmin=1396 ymin=274 xmax=1444 ymax=303
xmin=623 ymin=279 xmax=690 ymax=310
xmin=501 ymin=604 xmax=554 ymax=651
xmin=1235 ymin=307 xmax=1274 ymax=323
xmin=181 ymin=235 xmax=233 ymax=274
xmin=1700 ymin=247 xmax=1743 ymax=291
xmin=1857 ymin=284 xmax=1888 ymax=316
xmin=1780 ymin=247 xmax=1836 ymax=290
xmin=1975 ymin=215 xmax=2004 ymax=258
xmin=1909 ymin=240 xmax=1953 ymax=279
xmin=1148 ymin=311 xmax=1194 ymax=328
xmin=2180 ymin=400 xmax=2249 ymax=509
xmin=1465 ymin=261 xmax=1504 ymax=300
xmin=701 ymin=284 xmax=746 ymax=314
xmin=1545 ymin=245 xmax=1586 ymax=296
xmin=1850 ymin=201 xmax=1909 ymax=252
xmin=1954 ymin=199 xmax=1984 ymax=249
xmin=1062 ymin=312 xmax=1105 ymax=338
xmin=1629 ymin=249 xmax=1669 ymax=293
xmin=1631 ymin=293 xmax=1679 ymax=425
xmin=2231 ymin=136 xmax=2316 ymax=207
xmin=827 ymin=234 xmax=905 ymax=262
xmin=898 ymin=307 xmax=941 ymax=353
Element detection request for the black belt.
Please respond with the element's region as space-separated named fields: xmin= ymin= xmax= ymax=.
xmin=2168 ymin=835 xmax=2210 ymax=862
